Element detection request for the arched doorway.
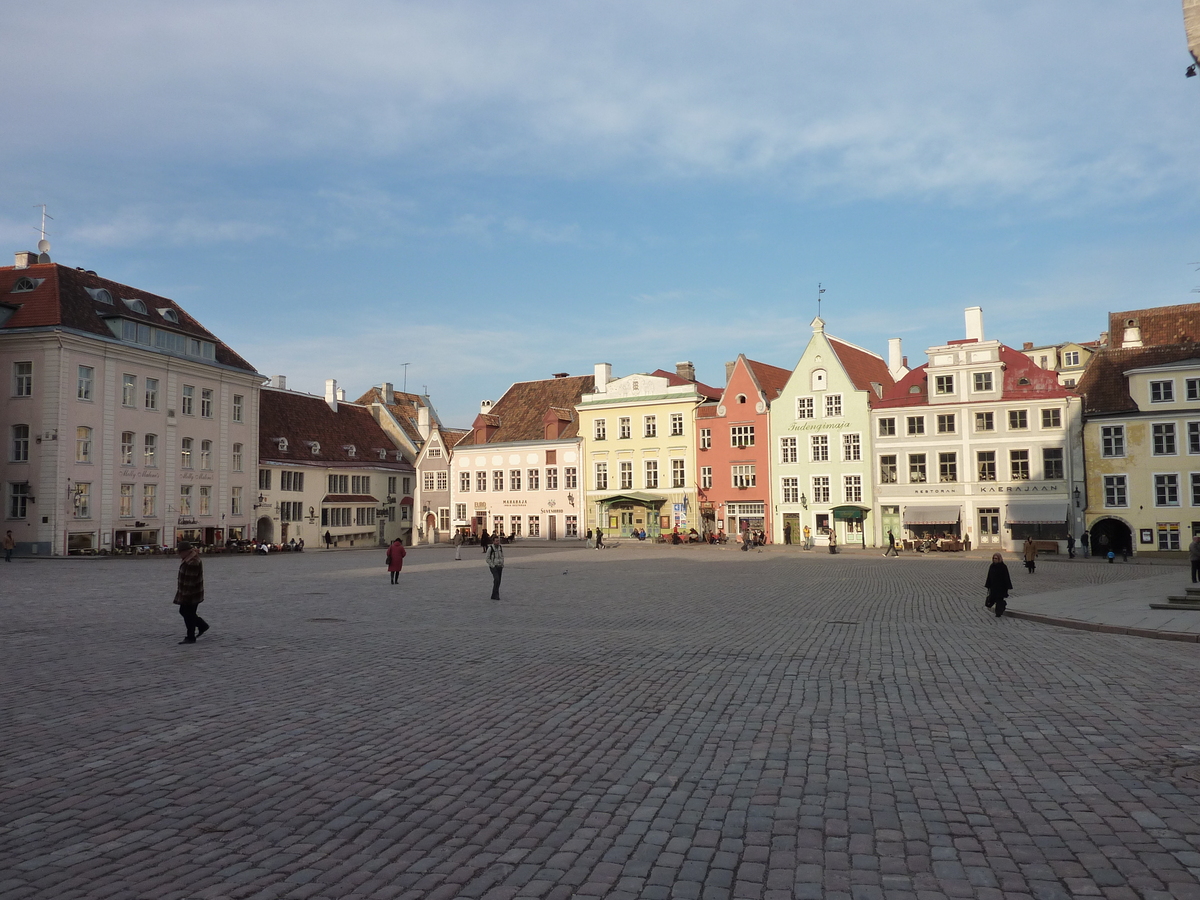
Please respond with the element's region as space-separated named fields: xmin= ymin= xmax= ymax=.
xmin=256 ymin=516 xmax=274 ymax=543
xmin=425 ymin=512 xmax=437 ymax=544
xmin=1089 ymin=516 xmax=1132 ymax=557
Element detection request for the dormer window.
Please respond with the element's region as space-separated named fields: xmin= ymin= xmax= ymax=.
xmin=378 ymin=448 xmax=387 ymax=460
xmin=276 ymin=437 xmax=288 ymax=451
xmin=158 ymin=308 xmax=179 ymax=323
xmin=122 ymin=297 xmax=148 ymax=314
xmin=344 ymin=444 xmax=356 ymax=457
xmin=13 ymin=277 xmax=44 ymax=293
xmin=1017 ymin=377 xmax=1031 ymax=386
xmin=310 ymin=442 xmax=321 ymax=455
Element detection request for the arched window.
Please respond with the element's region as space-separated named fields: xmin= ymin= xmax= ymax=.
xmin=811 ymin=368 xmax=827 ymax=391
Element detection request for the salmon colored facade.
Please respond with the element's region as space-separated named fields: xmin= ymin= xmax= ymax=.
xmin=696 ymin=355 xmax=790 ymax=541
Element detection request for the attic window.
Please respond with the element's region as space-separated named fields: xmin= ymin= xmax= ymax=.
xmin=122 ymin=297 xmax=148 ymax=314
xmin=632 ymin=381 xmax=639 ymax=391
xmin=1018 ymin=377 xmax=1031 ymax=385
xmin=344 ymin=444 xmax=356 ymax=457
xmin=13 ymin=276 xmax=43 ymax=293
xmin=909 ymin=385 xmax=921 ymax=394
xmin=736 ymin=394 xmax=747 ymax=404
xmin=276 ymin=438 xmax=288 ymax=451
xmin=84 ymin=287 xmax=112 ymax=303
xmin=310 ymin=442 xmax=321 ymax=455
xmin=378 ymin=448 xmax=387 ymax=460
xmin=159 ymin=308 xmax=179 ymax=323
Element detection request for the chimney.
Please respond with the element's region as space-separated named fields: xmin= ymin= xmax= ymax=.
xmin=888 ymin=339 xmax=903 ymax=372
xmin=1099 ymin=331 xmax=1109 ymax=346
xmin=480 ymin=399 xmax=493 ymax=415
xmin=594 ymin=363 xmax=612 ymax=393
xmin=417 ymin=406 xmax=431 ymax=440
xmin=1022 ymin=342 xmax=1033 ymax=351
xmin=337 ymin=388 xmax=346 ymax=402
xmin=1121 ymin=319 xmax=1142 ymax=348
xmin=274 ymin=375 xmax=287 ymax=390
xmin=724 ymin=361 xmax=737 ymax=384
xmin=676 ymin=361 xmax=695 ymax=382
xmin=965 ymin=306 xmax=984 ymax=342
xmin=552 ymin=372 xmax=569 ymax=378
xmin=325 ymin=378 xmax=338 ymax=412
xmin=381 ymin=382 xmax=394 ymax=404
xmin=14 ymin=251 xmax=37 ymax=269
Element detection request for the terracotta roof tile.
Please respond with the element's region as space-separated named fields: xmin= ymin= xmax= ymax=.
xmin=743 ymin=358 xmax=792 ymax=400
xmin=1109 ymin=303 xmax=1200 ymax=348
xmin=876 ymin=344 xmax=1070 ymax=409
xmin=827 ymin=337 xmax=894 ymax=402
xmin=647 ymin=369 xmax=722 ymax=400
xmin=1076 ymin=343 xmax=1200 ymax=415
xmin=455 ymin=374 xmax=595 ymax=447
xmin=259 ymin=389 xmax=413 ymax=470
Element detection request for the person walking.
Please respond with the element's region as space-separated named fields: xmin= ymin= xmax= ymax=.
xmin=485 ymin=539 xmax=504 ymax=600
xmin=386 ymin=537 xmax=407 ymax=585
xmin=1023 ymin=537 xmax=1037 ymax=574
xmin=595 ymin=526 xmax=604 ymax=549
xmin=324 ymin=530 xmax=333 ymax=549
xmin=1191 ymin=534 xmax=1200 ymax=583
xmin=962 ymin=533 xmax=971 ymax=552
xmin=984 ymin=552 xmax=1013 ymax=618
xmin=783 ymin=522 xmax=792 ymax=546
xmin=828 ymin=530 xmax=837 ymax=554
xmin=741 ymin=525 xmax=751 ymax=552
xmin=1080 ymin=530 xmax=1090 ymax=558
xmin=803 ymin=525 xmax=812 ymax=550
xmin=883 ymin=529 xmax=899 ymax=557
xmin=454 ymin=530 xmax=463 ymax=561
xmin=585 ymin=528 xmax=593 ymax=549
xmin=173 ymin=542 xmax=208 ymax=644
xmin=3 ymin=530 xmax=13 ymax=562
xmin=1066 ymin=534 xmax=1075 ymax=559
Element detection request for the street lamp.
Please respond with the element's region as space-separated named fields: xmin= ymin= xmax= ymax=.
xmin=1073 ymin=487 xmax=1081 ymax=508
xmin=800 ymin=492 xmax=808 ymax=510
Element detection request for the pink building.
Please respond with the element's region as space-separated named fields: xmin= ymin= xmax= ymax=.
xmin=696 ymin=355 xmax=791 ymax=541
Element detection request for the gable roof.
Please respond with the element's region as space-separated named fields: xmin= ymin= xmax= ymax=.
xmin=0 ymin=262 xmax=257 ymax=372
xmin=647 ymin=369 xmax=722 ymax=400
xmin=354 ymin=386 xmax=431 ymax=444
xmin=827 ymin=337 xmax=894 ymax=400
xmin=259 ymin=389 xmax=413 ymax=470
xmin=875 ymin=345 xmax=1071 ymax=409
xmin=1108 ymin=303 xmax=1200 ymax=349
xmin=1076 ymin=343 xmax=1200 ymax=416
xmin=743 ymin=358 xmax=792 ymax=400
xmin=456 ymin=374 xmax=595 ymax=447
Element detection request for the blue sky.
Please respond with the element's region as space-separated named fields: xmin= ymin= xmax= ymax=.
xmin=3 ymin=1 xmax=1198 ymax=427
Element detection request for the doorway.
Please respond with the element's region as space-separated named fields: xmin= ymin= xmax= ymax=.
xmin=978 ymin=508 xmax=1001 ymax=546
xmin=549 ymin=516 xmax=557 ymax=540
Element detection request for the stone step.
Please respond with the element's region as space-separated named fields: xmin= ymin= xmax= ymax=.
xmin=1150 ymin=585 xmax=1200 ymax=609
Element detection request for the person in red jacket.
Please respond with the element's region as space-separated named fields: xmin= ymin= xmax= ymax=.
xmin=386 ymin=538 xmax=407 ymax=585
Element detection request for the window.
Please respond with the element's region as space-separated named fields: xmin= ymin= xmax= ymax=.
xmin=909 ymin=453 xmax=927 ymax=483
xmin=526 ymin=514 xmax=539 ymax=537
xmin=455 ymin=503 xmax=467 ymax=521
xmin=975 ymin=412 xmax=994 ymax=432
xmin=645 ymin=460 xmax=659 ymax=489
xmin=843 ymin=475 xmax=862 ymax=503
xmin=509 ymin=469 xmax=522 ymax=491
xmin=77 ymin=365 xmax=94 ymax=400
xmin=279 ymin=501 xmax=302 ymax=522
xmin=782 ymin=477 xmax=799 ymax=503
xmin=1193 ymin=474 xmax=1200 ymax=506
xmin=671 ymin=459 xmax=686 ymax=488
xmin=355 ymin=507 xmax=377 ymax=527
xmin=259 ymin=469 xmax=272 ymax=491
xmin=595 ymin=463 xmax=608 ymax=490
xmin=935 ymin=375 xmax=954 ymax=395
xmin=811 ymin=476 xmax=830 ymax=504
xmin=427 ymin=447 xmax=442 ymax=459
xmin=938 ymin=452 xmax=957 ymax=483
xmin=199 ymin=486 xmax=211 ymax=517
xmin=477 ymin=471 xmax=487 ymax=492
xmin=329 ymin=474 xmax=349 ymax=494
xmin=644 ymin=415 xmax=657 ymax=438
xmin=546 ymin=467 xmax=558 ymax=490
xmin=1101 ymin=425 xmax=1125 ymax=458
xmin=906 ymin=416 xmax=925 ymax=436
xmin=460 ymin=471 xmax=471 ymax=491
xmin=122 ymin=374 xmax=137 ymax=407
xmin=566 ymin=515 xmax=579 ymax=537
xmin=564 ymin=468 xmax=578 ymax=489
xmin=12 ymin=425 xmax=30 ymax=462
xmin=1063 ymin=351 xmax=1080 ymax=367
xmin=619 ymin=462 xmax=633 ymax=490
xmin=1158 ymin=523 xmax=1181 ymax=551
xmin=1041 ymin=408 xmax=1062 ymax=429
xmin=201 ymin=389 xmax=213 ymax=418
xmin=116 ymin=483 xmax=133 ymax=518
xmin=181 ymin=385 xmax=194 ymax=415
xmin=731 ymin=425 xmax=755 ymax=447
xmin=281 ymin=471 xmax=305 ymax=491
xmin=76 ymin=426 xmax=93 ymax=463
xmin=732 ymin=465 xmax=756 ymax=488
xmin=1153 ymin=423 xmax=1177 ymax=455
xmin=670 ymin=412 xmax=684 ymax=436
xmin=144 ymin=434 xmax=157 ymax=467
xmin=1008 ymin=410 xmax=1028 ymax=430
xmin=977 ymin=451 xmax=996 ymax=482
xmin=233 ymin=394 xmax=244 ymax=423
xmin=200 ymin=440 xmax=212 ymax=470
xmin=388 ymin=477 xmax=397 ymax=496
xmin=594 ymin=419 xmax=607 ymax=441
xmin=9 ymin=482 xmax=31 ymax=519
xmin=796 ymin=397 xmax=814 ymax=419
xmin=231 ymin=487 xmax=242 ymax=516
xmin=700 ymin=428 xmax=712 ymax=450
xmin=780 ymin=436 xmax=797 ymax=464
xmin=145 ymin=378 xmax=159 ymax=410
xmin=1189 ymin=379 xmax=1200 ymax=402
xmin=879 ymin=455 xmax=897 ymax=484
xmin=14 ymin=362 xmax=32 ymax=397
xmin=1010 ymin=450 xmax=1030 ymax=480
xmin=423 ymin=472 xmax=435 ymax=491
xmin=973 ymin=372 xmax=993 ymax=392
xmin=518 ymin=468 xmax=535 ymax=492
xmin=233 ymin=443 xmax=243 ymax=472
xmin=936 ymin=414 xmax=955 ymax=434
xmin=353 ymin=475 xmax=372 ymax=494
xmin=180 ymin=437 xmax=193 ymax=469
xmin=1191 ymin=423 xmax=1200 ymax=455
xmin=618 ymin=417 xmax=631 ymax=439
xmin=142 ymin=483 xmax=157 ymax=517
xmin=1150 ymin=380 xmax=1175 ymax=403
xmin=811 ymin=435 xmax=829 ymax=462
xmin=878 ymin=418 xmax=895 ymax=437
xmin=842 ymin=433 xmax=861 ymax=461
xmin=1040 ymin=447 xmax=1064 ymax=480
xmin=493 ymin=470 xmax=504 ymax=492
xmin=322 ymin=507 xmax=352 ymax=528
xmin=510 ymin=516 xmax=522 ymax=537
xmin=74 ymin=482 xmax=91 ymax=518
xmin=825 ymin=394 xmax=843 ymax=417
xmin=700 ymin=466 xmax=712 ymax=489
xmin=1155 ymin=474 xmax=1180 ymax=506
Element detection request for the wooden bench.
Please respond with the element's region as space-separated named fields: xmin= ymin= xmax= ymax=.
xmin=1031 ymin=540 xmax=1060 ymax=554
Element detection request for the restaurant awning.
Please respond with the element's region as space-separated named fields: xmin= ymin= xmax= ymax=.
xmin=831 ymin=504 xmax=871 ymax=520
xmin=903 ymin=505 xmax=961 ymax=525
xmin=597 ymin=491 xmax=668 ymax=505
xmin=1004 ymin=501 xmax=1068 ymax=526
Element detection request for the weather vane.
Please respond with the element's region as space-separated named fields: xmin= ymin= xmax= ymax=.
xmin=817 ymin=283 xmax=826 ymax=318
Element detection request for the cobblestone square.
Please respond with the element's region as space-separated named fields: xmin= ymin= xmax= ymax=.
xmin=5 ymin=545 xmax=1200 ymax=900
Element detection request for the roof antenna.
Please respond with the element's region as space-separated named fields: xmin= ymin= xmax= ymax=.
xmin=401 ymin=362 xmax=410 ymax=393
xmin=34 ymin=204 xmax=52 ymax=262
xmin=817 ymin=282 xmax=826 ymax=319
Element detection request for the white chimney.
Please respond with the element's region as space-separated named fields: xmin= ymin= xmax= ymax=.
xmin=887 ymin=338 xmax=909 ymax=380
xmin=275 ymin=375 xmax=287 ymax=390
xmin=381 ymin=382 xmax=394 ymax=404
xmin=480 ymin=400 xmax=493 ymax=415
xmin=417 ymin=406 xmax=431 ymax=440
xmin=325 ymin=378 xmax=338 ymax=412
xmin=965 ymin=306 xmax=984 ymax=342
xmin=337 ymin=388 xmax=346 ymax=402
xmin=594 ymin=363 xmax=612 ymax=393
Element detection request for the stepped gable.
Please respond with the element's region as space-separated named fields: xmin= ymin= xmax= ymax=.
xmin=648 ymin=369 xmax=722 ymax=400
xmin=0 ymin=262 xmax=257 ymax=372
xmin=1108 ymin=303 xmax=1200 ymax=348
xmin=1077 ymin=343 xmax=1200 ymax=416
xmin=827 ymin=337 xmax=894 ymax=401
xmin=259 ymin=389 xmax=409 ymax=469
xmin=457 ymin=374 xmax=595 ymax=447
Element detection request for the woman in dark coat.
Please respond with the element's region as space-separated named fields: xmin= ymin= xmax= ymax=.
xmin=386 ymin=538 xmax=407 ymax=585
xmin=985 ymin=552 xmax=1013 ymax=618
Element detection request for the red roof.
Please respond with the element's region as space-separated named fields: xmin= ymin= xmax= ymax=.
xmin=1077 ymin=343 xmax=1200 ymax=415
xmin=259 ymin=389 xmax=413 ymax=470
xmin=744 ymin=358 xmax=792 ymax=400
xmin=455 ymin=374 xmax=595 ymax=447
xmin=827 ymin=337 xmax=894 ymax=402
xmin=1 ymin=262 xmax=257 ymax=372
xmin=875 ymin=344 xmax=1072 ymax=409
xmin=1108 ymin=303 xmax=1200 ymax=349
xmin=647 ymin=369 xmax=722 ymax=400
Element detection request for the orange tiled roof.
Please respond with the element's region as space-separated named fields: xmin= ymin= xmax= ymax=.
xmin=1108 ymin=303 xmax=1200 ymax=349
xmin=744 ymin=358 xmax=792 ymax=400
xmin=647 ymin=369 xmax=722 ymax=400
xmin=827 ymin=337 xmax=894 ymax=401
xmin=259 ymin=389 xmax=413 ymax=470
xmin=1077 ymin=343 xmax=1200 ymax=415
xmin=456 ymin=374 xmax=595 ymax=447
xmin=876 ymin=345 xmax=1071 ymax=409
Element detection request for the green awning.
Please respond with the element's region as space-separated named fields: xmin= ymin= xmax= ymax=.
xmin=598 ymin=491 xmax=669 ymax=505
xmin=832 ymin=504 xmax=870 ymax=520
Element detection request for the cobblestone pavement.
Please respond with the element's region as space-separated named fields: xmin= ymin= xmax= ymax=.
xmin=5 ymin=546 xmax=1200 ymax=900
